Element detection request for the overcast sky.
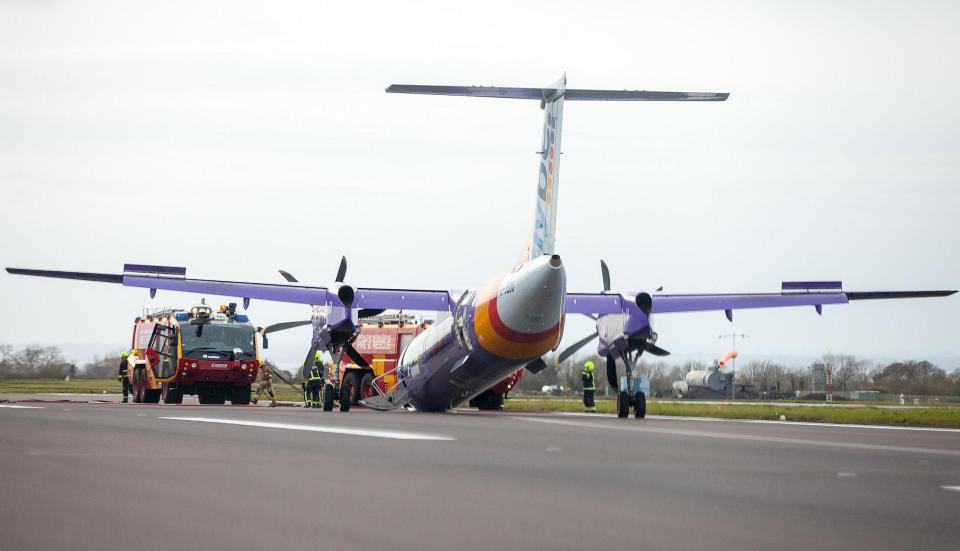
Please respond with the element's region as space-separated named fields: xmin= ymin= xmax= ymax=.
xmin=1 ymin=0 xmax=957 ymax=368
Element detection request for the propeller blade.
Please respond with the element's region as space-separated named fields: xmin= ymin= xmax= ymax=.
xmin=335 ymin=256 xmax=347 ymax=283
xmin=358 ymin=308 xmax=386 ymax=319
xmin=557 ymin=332 xmax=599 ymax=364
xmin=261 ymin=320 xmax=313 ymax=335
xmin=278 ymin=270 xmax=298 ymax=283
xmin=606 ymin=355 xmax=618 ymax=391
xmin=644 ymin=343 xmax=671 ymax=357
xmin=600 ymin=259 xmax=611 ymax=292
xmin=343 ymin=343 xmax=370 ymax=369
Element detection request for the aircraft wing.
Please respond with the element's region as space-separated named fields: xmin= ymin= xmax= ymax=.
xmin=566 ymin=281 xmax=956 ymax=318
xmin=5 ymin=265 xmax=456 ymax=312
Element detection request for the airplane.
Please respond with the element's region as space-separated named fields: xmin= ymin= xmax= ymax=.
xmin=6 ymin=75 xmax=955 ymax=417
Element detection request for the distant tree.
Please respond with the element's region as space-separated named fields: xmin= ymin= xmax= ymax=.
xmin=80 ymin=352 xmax=124 ymax=380
xmin=0 ymin=344 xmax=13 ymax=378
xmin=873 ymin=361 xmax=950 ymax=395
xmin=9 ymin=345 xmax=68 ymax=379
xmin=740 ymin=360 xmax=786 ymax=392
xmin=785 ymin=367 xmax=808 ymax=392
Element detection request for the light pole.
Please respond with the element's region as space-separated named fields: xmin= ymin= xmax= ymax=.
xmin=718 ymin=332 xmax=748 ymax=400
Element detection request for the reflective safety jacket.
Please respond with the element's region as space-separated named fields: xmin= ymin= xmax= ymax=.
xmin=309 ymin=364 xmax=323 ymax=381
xmin=258 ymin=365 xmax=273 ymax=384
xmin=118 ymin=359 xmax=128 ymax=376
xmin=581 ymin=370 xmax=596 ymax=391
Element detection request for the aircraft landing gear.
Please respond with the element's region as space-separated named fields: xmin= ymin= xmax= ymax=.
xmin=611 ymin=350 xmax=647 ymax=420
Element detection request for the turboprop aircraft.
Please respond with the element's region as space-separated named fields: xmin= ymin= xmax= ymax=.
xmin=6 ymin=75 xmax=955 ymax=416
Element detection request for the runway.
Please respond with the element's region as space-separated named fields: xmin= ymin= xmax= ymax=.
xmin=1 ymin=400 xmax=958 ymax=551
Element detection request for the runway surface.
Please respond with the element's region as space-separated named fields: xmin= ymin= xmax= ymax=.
xmin=1 ymin=399 xmax=958 ymax=551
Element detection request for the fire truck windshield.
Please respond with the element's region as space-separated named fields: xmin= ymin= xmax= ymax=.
xmin=181 ymin=322 xmax=256 ymax=359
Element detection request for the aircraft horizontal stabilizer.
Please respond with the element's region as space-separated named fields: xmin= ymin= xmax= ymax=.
xmin=386 ymin=85 xmax=728 ymax=102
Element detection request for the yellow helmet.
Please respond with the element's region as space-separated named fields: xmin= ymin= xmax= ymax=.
xmin=121 ymin=351 xmax=129 ymax=358
xmin=585 ymin=361 xmax=594 ymax=371
xmin=314 ymin=351 xmax=323 ymax=362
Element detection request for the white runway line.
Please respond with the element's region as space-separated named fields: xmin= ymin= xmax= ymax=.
xmin=550 ymin=411 xmax=960 ymax=433
xmin=513 ymin=416 xmax=960 ymax=457
xmin=158 ymin=416 xmax=455 ymax=441
xmin=942 ymin=486 xmax=960 ymax=492
xmin=0 ymin=404 xmax=45 ymax=409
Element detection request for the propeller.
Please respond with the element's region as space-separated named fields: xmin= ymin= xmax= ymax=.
xmin=343 ymin=342 xmax=371 ymax=369
xmin=557 ymin=331 xmax=599 ymax=364
xmin=556 ymin=260 xmax=670 ymax=367
xmin=258 ymin=319 xmax=313 ymax=349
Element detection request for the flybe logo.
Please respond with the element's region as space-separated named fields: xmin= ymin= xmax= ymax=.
xmin=533 ymin=100 xmax=560 ymax=257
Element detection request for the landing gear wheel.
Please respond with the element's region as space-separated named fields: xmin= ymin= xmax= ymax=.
xmin=360 ymin=373 xmax=375 ymax=401
xmin=161 ymin=383 xmax=183 ymax=404
xmin=616 ymin=391 xmax=629 ymax=418
xmin=339 ymin=382 xmax=352 ymax=412
xmin=634 ymin=391 xmax=646 ymax=419
xmin=322 ymin=383 xmax=335 ymax=411
xmin=230 ymin=385 xmax=251 ymax=405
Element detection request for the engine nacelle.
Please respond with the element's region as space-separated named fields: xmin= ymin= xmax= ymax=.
xmin=329 ymin=282 xmax=355 ymax=308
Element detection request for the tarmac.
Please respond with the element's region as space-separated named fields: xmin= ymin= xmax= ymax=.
xmin=1 ymin=395 xmax=958 ymax=551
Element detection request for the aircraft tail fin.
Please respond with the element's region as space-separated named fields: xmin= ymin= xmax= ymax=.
xmin=386 ymin=77 xmax=729 ymax=260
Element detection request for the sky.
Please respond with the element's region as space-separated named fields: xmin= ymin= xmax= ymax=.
xmin=0 ymin=0 xmax=957 ymax=369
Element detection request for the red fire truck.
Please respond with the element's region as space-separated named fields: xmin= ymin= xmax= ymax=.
xmin=126 ymin=301 xmax=260 ymax=405
xmin=334 ymin=313 xmax=522 ymax=410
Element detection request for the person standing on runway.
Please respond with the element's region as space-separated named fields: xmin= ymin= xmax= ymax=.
xmin=581 ymin=360 xmax=597 ymax=413
xmin=118 ymin=350 xmax=132 ymax=403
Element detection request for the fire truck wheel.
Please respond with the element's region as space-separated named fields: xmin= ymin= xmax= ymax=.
xmin=322 ymin=383 xmax=335 ymax=411
xmin=634 ymin=391 xmax=646 ymax=419
xmin=345 ymin=372 xmax=363 ymax=405
xmin=616 ymin=391 xmax=629 ymax=418
xmin=230 ymin=385 xmax=251 ymax=405
xmin=360 ymin=373 xmax=375 ymax=400
xmin=339 ymin=383 xmax=352 ymax=412
xmin=162 ymin=383 xmax=183 ymax=404
xmin=144 ymin=388 xmax=161 ymax=403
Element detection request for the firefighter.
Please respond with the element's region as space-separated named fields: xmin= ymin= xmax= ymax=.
xmin=581 ymin=360 xmax=597 ymax=413
xmin=118 ymin=350 xmax=132 ymax=403
xmin=304 ymin=351 xmax=324 ymax=409
xmin=252 ymin=360 xmax=278 ymax=407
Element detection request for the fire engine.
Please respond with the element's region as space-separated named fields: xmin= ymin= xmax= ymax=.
xmin=333 ymin=313 xmax=522 ymax=410
xmin=126 ymin=301 xmax=260 ymax=405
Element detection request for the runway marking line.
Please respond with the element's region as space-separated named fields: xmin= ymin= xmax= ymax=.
xmin=157 ymin=416 xmax=455 ymax=441
xmin=513 ymin=416 xmax=960 ymax=457
xmin=549 ymin=411 xmax=960 ymax=434
xmin=942 ymin=486 xmax=960 ymax=492
xmin=0 ymin=404 xmax=45 ymax=409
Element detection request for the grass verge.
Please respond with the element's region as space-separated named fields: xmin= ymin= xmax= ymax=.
xmin=503 ymin=397 xmax=960 ymax=428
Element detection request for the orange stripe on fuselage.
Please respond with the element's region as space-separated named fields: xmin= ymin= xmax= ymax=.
xmin=473 ymin=276 xmax=563 ymax=361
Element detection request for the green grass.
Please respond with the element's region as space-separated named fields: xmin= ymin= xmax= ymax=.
xmin=0 ymin=379 xmax=122 ymax=394
xmin=503 ymin=397 xmax=960 ymax=428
